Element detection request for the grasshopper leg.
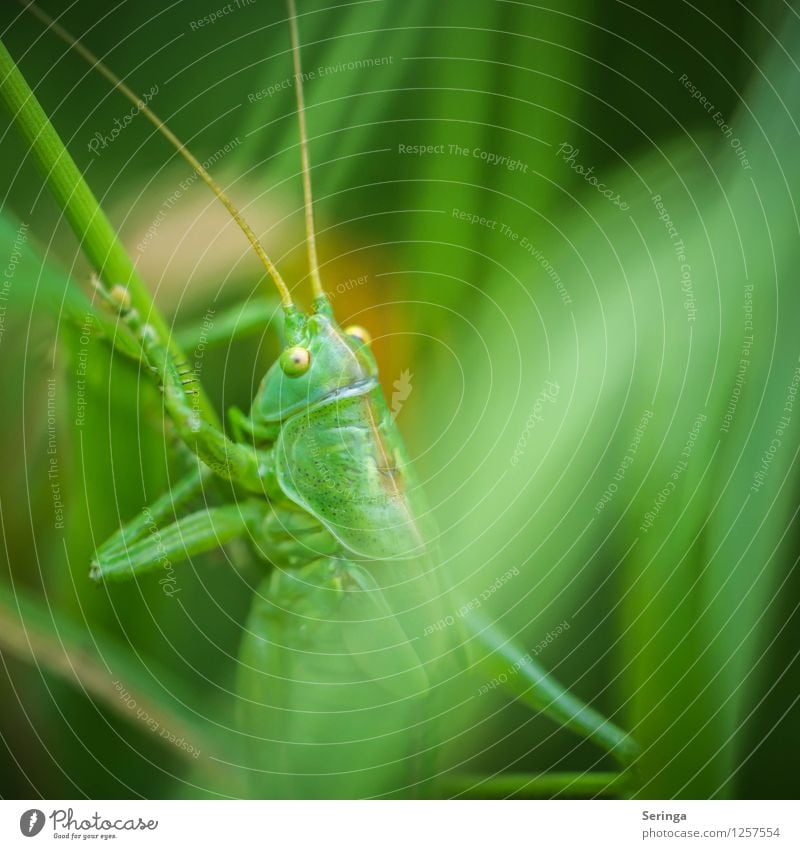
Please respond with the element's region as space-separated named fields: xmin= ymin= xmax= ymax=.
xmin=173 ymin=295 xmax=281 ymax=351
xmin=228 ymin=406 xmax=278 ymax=445
xmin=91 ymin=499 xmax=266 ymax=583
xmin=94 ymin=281 xmax=270 ymax=493
xmin=463 ymin=609 xmax=640 ymax=769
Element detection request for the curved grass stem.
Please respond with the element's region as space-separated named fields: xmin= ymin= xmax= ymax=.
xmin=0 ymin=39 xmax=218 ymax=425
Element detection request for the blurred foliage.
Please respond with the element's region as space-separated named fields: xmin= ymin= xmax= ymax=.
xmin=0 ymin=0 xmax=798 ymax=799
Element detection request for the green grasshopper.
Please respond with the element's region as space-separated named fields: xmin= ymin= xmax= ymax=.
xmin=6 ymin=0 xmax=639 ymax=799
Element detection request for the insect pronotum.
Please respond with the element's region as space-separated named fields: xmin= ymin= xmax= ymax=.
xmin=1 ymin=0 xmax=639 ymax=798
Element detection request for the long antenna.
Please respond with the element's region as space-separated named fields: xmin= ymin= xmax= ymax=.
xmin=287 ymin=0 xmax=324 ymax=300
xmin=23 ymin=1 xmax=294 ymax=308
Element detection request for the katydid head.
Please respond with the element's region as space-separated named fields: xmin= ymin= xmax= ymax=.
xmin=252 ymin=300 xmax=378 ymax=423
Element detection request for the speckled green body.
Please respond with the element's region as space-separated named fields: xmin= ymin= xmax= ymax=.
xmin=275 ymin=384 xmax=435 ymax=560
xmin=242 ymin=307 xmax=437 ymax=565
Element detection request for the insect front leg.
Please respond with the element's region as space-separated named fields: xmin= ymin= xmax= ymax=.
xmin=96 ymin=281 xmax=271 ymax=494
xmin=173 ymin=296 xmax=281 ymax=351
xmin=228 ymin=407 xmax=277 ymax=445
xmin=92 ymin=499 xmax=267 ymax=583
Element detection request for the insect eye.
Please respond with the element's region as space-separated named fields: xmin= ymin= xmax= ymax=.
xmin=280 ymin=346 xmax=311 ymax=377
xmin=344 ymin=324 xmax=371 ymax=346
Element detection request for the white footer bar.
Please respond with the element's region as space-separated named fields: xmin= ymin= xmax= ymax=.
xmin=2 ymin=800 xmax=796 ymax=848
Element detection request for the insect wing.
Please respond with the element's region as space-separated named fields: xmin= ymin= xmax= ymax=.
xmin=337 ymin=562 xmax=430 ymax=698
xmin=237 ymin=560 xmax=433 ymax=798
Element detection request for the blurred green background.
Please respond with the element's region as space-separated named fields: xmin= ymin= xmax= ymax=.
xmin=1 ymin=0 xmax=798 ymax=799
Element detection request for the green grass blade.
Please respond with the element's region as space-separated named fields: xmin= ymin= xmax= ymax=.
xmin=0 ymin=579 xmax=222 ymax=771
xmin=0 ymin=39 xmax=217 ymax=423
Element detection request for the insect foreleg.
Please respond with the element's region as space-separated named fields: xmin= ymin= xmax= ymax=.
xmin=91 ymin=500 xmax=266 ymax=583
xmin=228 ymin=407 xmax=278 ymax=445
xmin=148 ymin=330 xmax=264 ymax=490
xmin=173 ymin=296 xmax=281 ymax=352
xmin=99 ymin=285 xmax=268 ymax=493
